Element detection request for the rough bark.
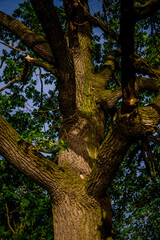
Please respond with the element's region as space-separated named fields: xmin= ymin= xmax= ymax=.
xmin=87 ymin=101 xmax=160 ymax=197
xmin=30 ymin=0 xmax=76 ymax=118
xmin=0 ymin=0 xmax=160 ymax=239
xmin=57 ymin=0 xmax=106 ymax=176
xmin=0 ymin=115 xmax=113 ymax=239
xmin=0 ymin=11 xmax=54 ymax=64
xmin=52 ymin=187 xmax=113 ymax=240
xmin=0 ymin=115 xmax=65 ymax=203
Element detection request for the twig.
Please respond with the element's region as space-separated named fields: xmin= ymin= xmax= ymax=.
xmin=5 ymin=203 xmax=15 ymax=234
xmin=0 ymin=59 xmax=4 ymax=69
xmin=25 ymin=55 xmax=56 ymax=74
xmin=113 ymin=72 xmax=121 ymax=86
xmin=0 ymin=41 xmax=28 ymax=55
xmin=79 ymin=1 xmax=119 ymax=42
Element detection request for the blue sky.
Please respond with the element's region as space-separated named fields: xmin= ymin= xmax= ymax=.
xmin=0 ymin=0 xmax=102 ymax=16
xmin=0 ymin=0 xmax=25 ymax=15
xmin=0 ymin=0 xmax=65 ymax=16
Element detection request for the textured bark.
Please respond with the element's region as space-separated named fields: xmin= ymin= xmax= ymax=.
xmin=87 ymin=101 xmax=160 ymax=197
xmin=87 ymin=125 xmax=131 ymax=198
xmin=58 ymin=111 xmax=105 ymax=176
xmin=0 ymin=115 xmax=65 ymax=203
xmin=0 ymin=0 xmax=160 ymax=239
xmin=57 ymin=0 xmax=106 ymax=176
xmin=52 ymin=189 xmax=113 ymax=240
xmin=30 ymin=0 xmax=76 ymax=118
xmin=0 ymin=11 xmax=54 ymax=64
xmin=0 ymin=114 xmax=113 ymax=239
xmin=98 ymin=77 xmax=160 ymax=112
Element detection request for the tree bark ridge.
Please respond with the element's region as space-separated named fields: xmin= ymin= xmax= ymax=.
xmin=0 ymin=11 xmax=54 ymax=63
xmin=0 ymin=115 xmax=66 ymax=203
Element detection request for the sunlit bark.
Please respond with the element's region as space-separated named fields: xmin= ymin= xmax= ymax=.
xmin=0 ymin=0 xmax=160 ymax=239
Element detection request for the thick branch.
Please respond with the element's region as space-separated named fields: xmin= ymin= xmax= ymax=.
xmin=30 ymin=0 xmax=76 ymax=118
xmin=135 ymin=55 xmax=160 ymax=78
xmin=63 ymin=0 xmax=93 ymax=68
xmin=95 ymin=51 xmax=117 ymax=89
xmin=135 ymin=77 xmax=160 ymax=93
xmin=30 ymin=0 xmax=73 ymax=71
xmin=97 ymin=88 xmax=122 ymax=112
xmin=0 ymin=115 xmax=65 ymax=203
xmin=87 ymin=101 xmax=160 ymax=197
xmin=97 ymin=77 xmax=160 ymax=113
xmin=86 ymin=126 xmax=131 ymax=198
xmin=62 ymin=0 xmax=95 ymax=111
xmin=135 ymin=0 xmax=160 ymax=21
xmin=0 ymin=11 xmax=54 ymax=64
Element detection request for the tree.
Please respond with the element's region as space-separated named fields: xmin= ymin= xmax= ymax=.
xmin=0 ymin=0 xmax=160 ymax=239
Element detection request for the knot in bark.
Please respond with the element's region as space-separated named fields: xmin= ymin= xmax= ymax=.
xmin=115 ymin=107 xmax=158 ymax=138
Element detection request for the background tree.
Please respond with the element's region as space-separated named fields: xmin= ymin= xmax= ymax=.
xmin=0 ymin=0 xmax=160 ymax=239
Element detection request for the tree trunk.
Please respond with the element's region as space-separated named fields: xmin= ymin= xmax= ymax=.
xmin=58 ymin=112 xmax=105 ymax=175
xmin=52 ymin=186 xmax=113 ymax=240
xmin=1 ymin=1 xmax=160 ymax=239
xmin=0 ymin=114 xmax=113 ymax=239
